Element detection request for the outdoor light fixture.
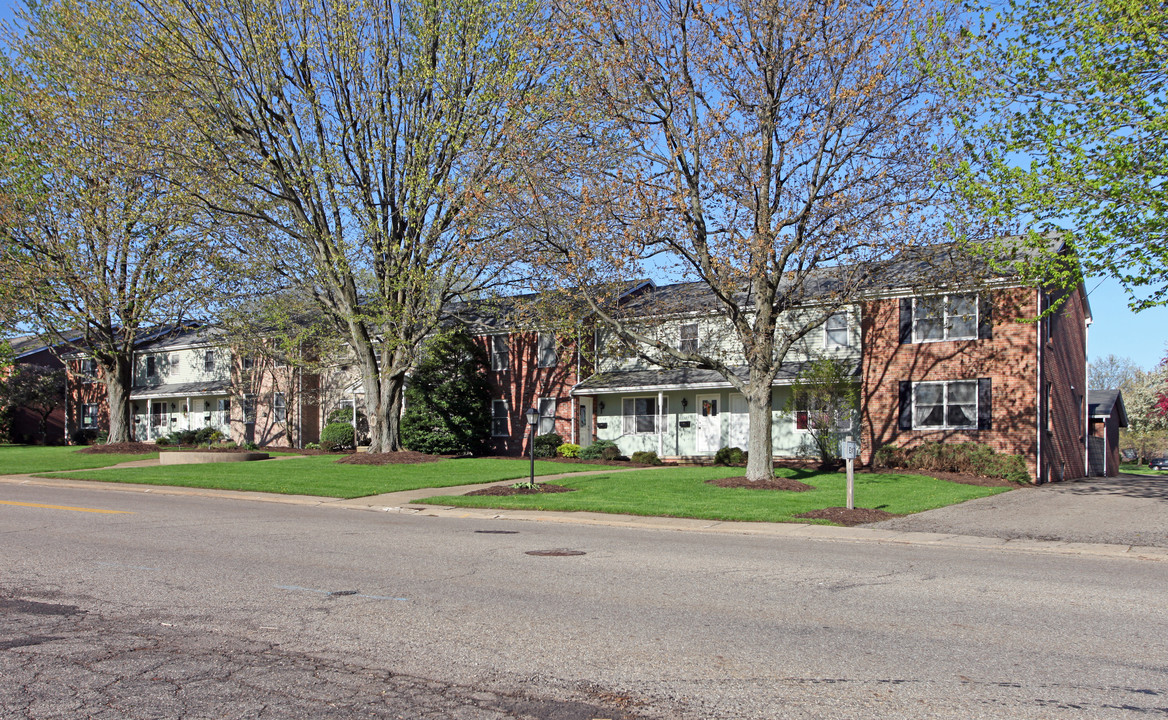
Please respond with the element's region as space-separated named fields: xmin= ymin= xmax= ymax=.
xmin=525 ymin=407 xmax=540 ymax=486
xmin=598 ymin=401 xmax=605 ymax=412
xmin=681 ymin=397 xmax=688 ymax=410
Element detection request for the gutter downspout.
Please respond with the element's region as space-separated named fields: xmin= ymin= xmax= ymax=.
xmin=1084 ymin=315 xmax=1092 ymax=475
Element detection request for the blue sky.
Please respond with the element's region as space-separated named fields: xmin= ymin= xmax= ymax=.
xmin=1 ymin=0 xmax=1164 ymax=371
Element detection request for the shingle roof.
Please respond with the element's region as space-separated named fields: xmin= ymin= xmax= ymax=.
xmin=1087 ymin=389 xmax=1128 ymax=426
xmin=130 ymin=379 xmax=233 ymax=399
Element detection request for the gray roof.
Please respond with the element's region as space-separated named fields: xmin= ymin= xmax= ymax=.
xmin=1087 ymin=389 xmax=1128 ymax=426
xmin=572 ymin=360 xmax=859 ymax=394
xmin=131 ymin=379 xmax=232 ymax=399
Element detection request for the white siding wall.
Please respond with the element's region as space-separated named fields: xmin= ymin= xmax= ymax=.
xmin=134 ymin=346 xmax=233 ymax=388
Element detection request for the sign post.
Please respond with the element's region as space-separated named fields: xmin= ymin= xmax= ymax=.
xmin=839 ymin=435 xmax=857 ymax=510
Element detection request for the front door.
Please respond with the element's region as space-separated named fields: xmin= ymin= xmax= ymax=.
xmin=728 ymin=394 xmax=749 ymax=449
xmin=578 ymin=402 xmax=592 ymax=448
xmin=696 ymin=394 xmax=722 ymax=454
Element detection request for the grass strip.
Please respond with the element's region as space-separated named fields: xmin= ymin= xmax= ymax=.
xmin=416 ymin=466 xmax=1013 ymax=524
xmin=37 ymin=456 xmax=599 ymax=498
xmin=0 ymin=445 xmax=158 ymax=474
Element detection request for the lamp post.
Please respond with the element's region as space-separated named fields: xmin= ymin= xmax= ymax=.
xmin=525 ymin=407 xmax=540 ymax=486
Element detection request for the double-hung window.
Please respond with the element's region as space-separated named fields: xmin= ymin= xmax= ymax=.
xmin=679 ymin=323 xmax=699 ymax=353
xmin=913 ymin=294 xmax=977 ymax=342
xmin=622 ymin=397 xmax=667 ymax=434
xmin=145 ymin=355 xmax=156 ymax=378
xmin=538 ymin=398 xmax=557 ymax=434
xmin=79 ymin=357 xmax=98 ymax=377
xmin=491 ymin=400 xmax=510 ymax=437
xmin=537 ymin=333 xmax=557 ymax=368
xmin=913 ymin=380 xmax=977 ymax=429
xmin=204 ymin=349 xmax=215 ymax=372
xmin=81 ymin=403 xmax=99 ymax=429
xmin=491 ymin=335 xmax=509 ymax=371
xmin=825 ymin=312 xmax=849 ymax=348
xmin=273 ymin=392 xmax=287 ymax=423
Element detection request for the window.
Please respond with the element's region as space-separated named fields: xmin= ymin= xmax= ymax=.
xmin=538 ymin=398 xmax=557 ymax=434
xmin=622 ymin=396 xmax=668 ymax=434
xmin=825 ymin=312 xmax=849 ymax=348
xmin=537 ymin=333 xmax=557 ymax=368
xmin=79 ymin=357 xmax=98 ymax=376
xmin=204 ymin=349 xmax=215 ymax=372
xmin=491 ymin=399 xmax=510 ymax=437
xmin=490 ymin=335 xmax=509 ymax=371
xmin=81 ymin=403 xmax=99 ymax=429
xmin=242 ymin=356 xmax=255 ymax=370
xmin=795 ymin=410 xmax=809 ymax=430
xmin=273 ymin=392 xmax=287 ymax=423
xmin=913 ymin=294 xmax=977 ymax=342
xmin=146 ymin=355 xmax=156 ymax=378
xmin=679 ymin=323 xmax=699 ymax=353
xmin=913 ymin=380 xmax=977 ymax=429
xmin=243 ymin=394 xmax=256 ymax=424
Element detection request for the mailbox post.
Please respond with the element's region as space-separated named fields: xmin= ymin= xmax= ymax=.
xmin=839 ymin=435 xmax=857 ymax=510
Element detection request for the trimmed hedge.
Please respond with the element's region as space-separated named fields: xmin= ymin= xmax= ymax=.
xmin=875 ymin=441 xmax=1029 ymax=483
xmin=321 ymin=422 xmax=355 ymax=451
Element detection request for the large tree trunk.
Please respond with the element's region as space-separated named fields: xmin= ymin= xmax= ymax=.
xmin=352 ymin=339 xmax=408 ymax=454
xmin=103 ymin=355 xmax=133 ymax=444
xmin=744 ymin=382 xmax=775 ymax=482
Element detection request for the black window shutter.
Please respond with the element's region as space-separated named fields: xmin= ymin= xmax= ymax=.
xmin=898 ymin=381 xmax=912 ymax=430
xmin=899 ymin=298 xmax=913 ymax=344
xmin=978 ymin=378 xmax=992 ymax=430
xmin=978 ymin=295 xmax=993 ymax=340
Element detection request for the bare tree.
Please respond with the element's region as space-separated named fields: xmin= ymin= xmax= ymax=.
xmin=521 ymin=0 xmax=966 ymax=481
xmin=1089 ymin=354 xmax=1143 ymax=394
xmin=0 ymin=0 xmax=224 ymax=443
xmin=137 ymin=0 xmax=548 ymax=452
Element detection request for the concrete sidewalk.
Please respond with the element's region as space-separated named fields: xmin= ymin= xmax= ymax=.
xmin=4 ymin=470 xmax=1166 ymax=564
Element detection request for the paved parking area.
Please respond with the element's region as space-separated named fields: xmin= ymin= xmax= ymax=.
xmin=867 ymin=473 xmax=1168 ymax=547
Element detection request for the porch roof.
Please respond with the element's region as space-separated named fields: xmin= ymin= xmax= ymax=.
xmin=572 ymin=361 xmax=859 ymax=395
xmin=131 ymin=380 xmax=232 ymax=400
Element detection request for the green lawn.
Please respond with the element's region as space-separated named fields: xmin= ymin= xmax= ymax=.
xmin=38 ymin=456 xmax=600 ymax=498
xmin=1120 ymin=463 xmax=1168 ymax=476
xmin=0 ymin=445 xmax=158 ymax=474
xmin=415 ymin=466 xmax=1015 ymax=524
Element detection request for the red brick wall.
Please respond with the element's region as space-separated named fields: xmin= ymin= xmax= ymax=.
xmin=479 ymin=331 xmax=582 ymax=456
xmin=67 ymin=359 xmax=110 ymax=443
xmin=860 ymin=287 xmax=1041 ymax=477
xmin=7 ymin=349 xmax=67 ymax=443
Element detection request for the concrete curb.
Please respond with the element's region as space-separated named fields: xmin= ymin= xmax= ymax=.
xmin=4 ymin=473 xmax=1166 ymax=563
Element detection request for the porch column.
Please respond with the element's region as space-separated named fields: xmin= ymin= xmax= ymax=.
xmin=657 ymin=390 xmax=664 ymax=457
xmin=186 ymin=396 xmax=193 ymax=431
xmin=147 ymin=398 xmax=152 ymax=440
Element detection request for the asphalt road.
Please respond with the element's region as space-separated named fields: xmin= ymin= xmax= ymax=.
xmin=2 ymin=481 xmax=1166 ymax=719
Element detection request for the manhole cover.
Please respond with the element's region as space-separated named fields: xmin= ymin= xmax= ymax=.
xmin=475 ymin=530 xmax=519 ymax=534
xmin=329 ymin=590 xmax=359 ymax=596
xmin=525 ymin=549 xmax=586 ymax=557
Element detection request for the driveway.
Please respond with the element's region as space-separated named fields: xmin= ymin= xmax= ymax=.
xmin=866 ymin=473 xmax=1168 ymax=547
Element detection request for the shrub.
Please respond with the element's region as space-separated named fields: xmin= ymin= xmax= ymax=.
xmin=154 ymin=437 xmax=170 ymax=447
xmin=70 ymin=429 xmax=98 ymax=446
xmin=580 ymin=439 xmax=618 ymax=460
xmin=533 ymin=432 xmax=563 ymax=458
xmin=630 ymin=450 xmax=663 ymax=465
xmin=221 ymin=441 xmax=237 ymax=449
xmin=243 ymin=441 xmax=259 ymax=451
xmin=873 ymin=444 xmax=908 ymax=468
xmin=167 ymin=429 xmax=199 ymax=446
xmin=193 ymin=427 xmax=222 ymax=446
xmin=304 ymin=442 xmax=321 ymax=450
xmin=557 ymin=443 xmax=581 ymax=458
xmin=898 ymin=442 xmax=1030 ymax=483
xmin=714 ymin=446 xmax=747 ymax=465
xmin=321 ymin=422 xmax=355 ymax=451
xmin=602 ymin=445 xmax=623 ymax=460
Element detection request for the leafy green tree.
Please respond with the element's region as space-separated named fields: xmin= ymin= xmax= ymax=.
xmin=401 ymin=330 xmax=491 ymax=456
xmin=948 ymin=0 xmax=1168 ymax=309
xmin=784 ymin=358 xmax=859 ymax=465
xmin=0 ymin=364 xmax=66 ymax=443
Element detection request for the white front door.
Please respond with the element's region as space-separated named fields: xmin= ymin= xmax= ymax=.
xmin=728 ymin=394 xmax=749 ymax=449
xmin=696 ymin=394 xmax=722 ymax=454
xmin=578 ymin=402 xmax=592 ymax=448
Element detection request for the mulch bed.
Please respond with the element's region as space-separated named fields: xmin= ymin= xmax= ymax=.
xmin=464 ymin=483 xmax=575 ymax=496
xmin=77 ymin=442 xmax=159 ymax=454
xmin=337 ymin=450 xmax=451 ymax=465
xmin=795 ymin=507 xmax=900 ymax=526
xmin=705 ymin=476 xmax=815 ymax=491
xmin=866 ymin=468 xmax=1024 ymax=487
